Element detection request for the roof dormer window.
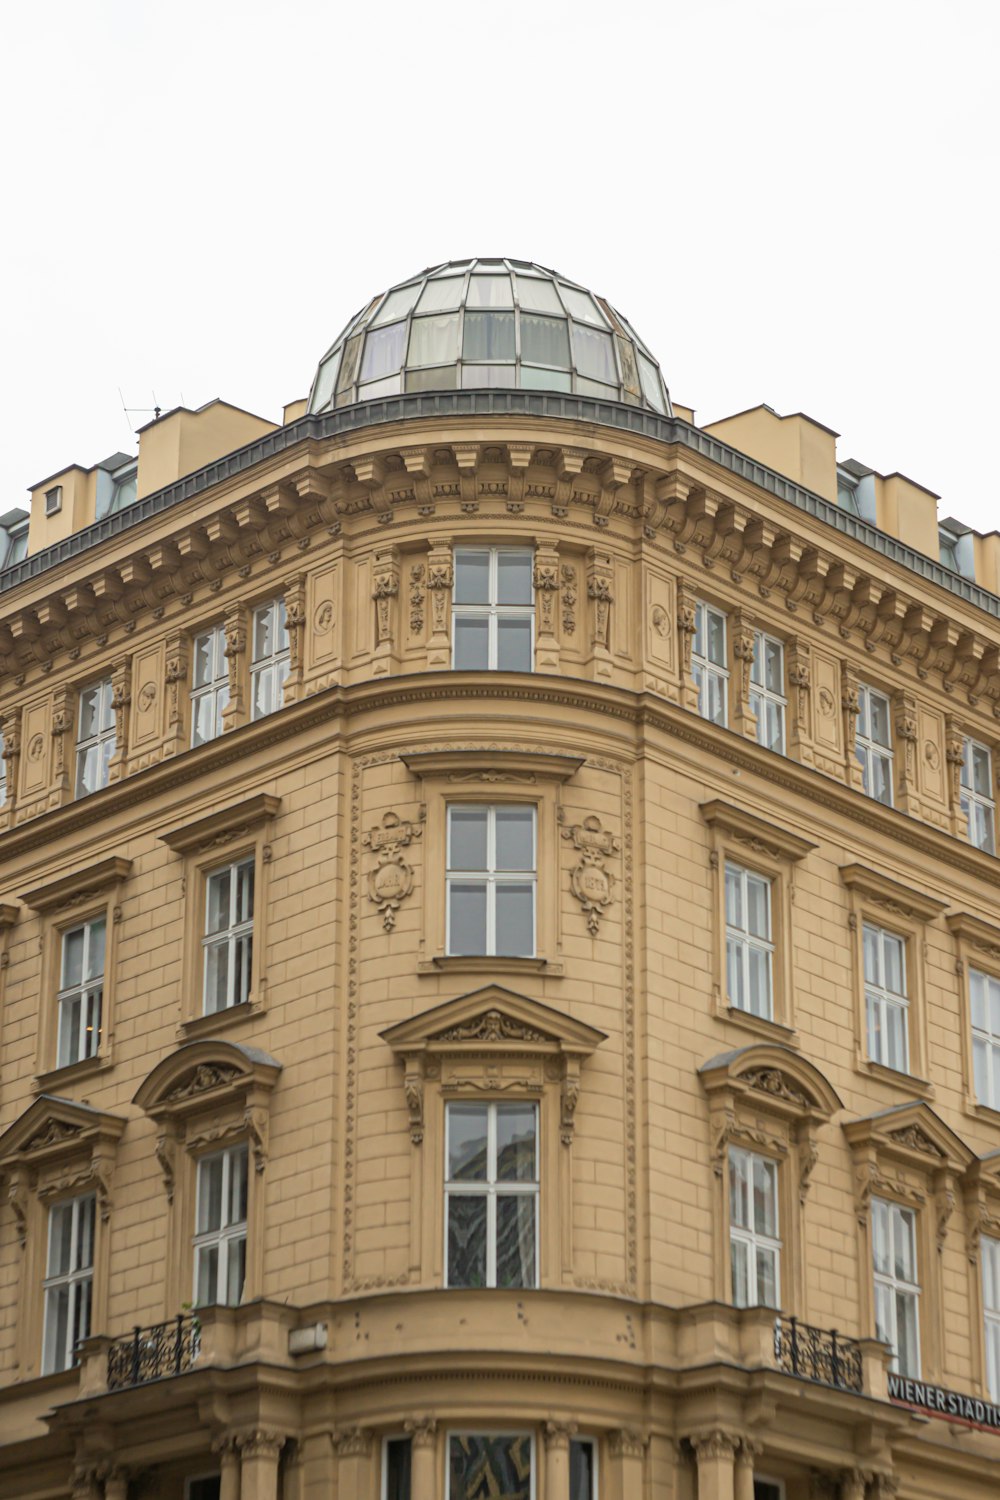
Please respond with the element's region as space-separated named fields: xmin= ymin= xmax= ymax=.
xmin=107 ymin=462 xmax=138 ymax=515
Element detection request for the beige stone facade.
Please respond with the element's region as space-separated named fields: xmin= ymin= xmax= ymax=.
xmin=2 ymin=269 xmax=1000 ymax=1499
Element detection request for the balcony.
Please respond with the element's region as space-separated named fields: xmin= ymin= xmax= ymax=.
xmin=774 ymin=1315 xmax=864 ymax=1394
xmin=106 ymin=1313 xmax=200 ymax=1390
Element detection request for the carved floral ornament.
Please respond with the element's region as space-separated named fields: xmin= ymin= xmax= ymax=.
xmin=133 ymin=1040 xmax=281 ymax=1202
xmin=842 ymin=1103 xmax=975 ymax=1252
xmin=561 ymin=812 xmax=620 ymax=934
xmin=698 ymin=1044 xmax=841 ymax=1205
xmin=362 ymin=809 xmax=423 ymax=931
xmin=0 ymin=1097 xmax=127 ymax=1245
xmin=380 ymin=985 xmax=606 ymax=1148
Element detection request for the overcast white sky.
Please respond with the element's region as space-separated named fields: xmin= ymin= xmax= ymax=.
xmin=2 ymin=0 xmax=997 ymax=533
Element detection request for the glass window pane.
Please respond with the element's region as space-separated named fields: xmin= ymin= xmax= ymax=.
xmin=753 ymin=1157 xmax=778 ymax=1236
xmin=516 ymin=276 xmax=562 ymax=313
xmin=78 ymin=686 xmax=100 ymax=741
xmin=495 ymin=883 xmax=534 ymax=956
xmin=454 ymin=551 xmax=490 ymax=604
xmin=448 ymin=1104 xmax=489 ymax=1181
xmin=449 ymin=1436 xmax=531 ymax=1500
xmin=863 ymin=925 xmax=879 ymax=985
xmin=44 ymin=1285 xmax=70 ymax=1372
xmin=359 ymin=321 xmax=407 ymax=382
xmin=990 ymin=976 xmax=1000 ymax=1035
xmin=253 ymin=604 xmax=274 ymax=661
xmin=336 ymin=332 xmax=363 ymax=394
xmin=449 ymin=807 xmax=488 ymax=869
xmin=725 ymin=865 xmax=743 ymax=929
xmin=496 ymin=1104 xmax=537 ymax=1182
xmin=496 ymin=616 xmax=532 ymax=671
xmin=408 ymin=312 xmax=460 ymax=367
xmin=973 ymin=743 xmax=992 ymax=795
xmin=454 ymin=616 xmax=489 ymax=669
xmin=729 ymin=1150 xmax=749 ymax=1226
xmin=226 ymin=1234 xmax=246 ymax=1305
xmin=496 ymin=551 xmax=533 ymax=606
xmin=448 ymin=882 xmax=488 ymax=955
xmin=372 ymin=283 xmax=421 ymax=326
xmin=192 ymin=694 xmax=216 ymax=747
xmin=236 ymin=861 xmax=254 ymax=923
xmin=730 ymin=1237 xmax=749 ymax=1307
xmin=48 ymin=1201 xmax=74 ymax=1276
xmin=520 ymin=313 xmax=571 ymax=367
xmin=520 ymin=365 xmax=572 ymax=392
xmin=229 ymin=1147 xmax=249 ymax=1224
xmin=884 ymin=935 xmax=905 ymax=995
xmin=748 ymin=947 xmax=771 ymax=1016
xmin=467 ymin=274 xmax=514 ymax=308
xmin=745 ymin=876 xmax=769 ymax=939
xmin=869 ymin=692 xmax=891 ymax=747
xmin=62 ymin=926 xmax=85 ymax=987
xmin=205 ymin=941 xmax=229 ymax=1013
xmin=311 ymin=346 xmax=342 ymax=409
xmin=569 ymin=1440 xmax=595 ymax=1500
xmin=496 ymin=1194 xmax=536 ymax=1288
xmin=756 ymin=1246 xmax=778 ymax=1307
xmin=358 ymin=375 xmax=402 ymax=401
xmin=572 ymin=325 xmax=616 ymax=383
xmin=463 ymin=312 xmax=515 ymax=362
xmin=195 ymin=1244 xmax=219 ymax=1306
xmin=974 ymin=1036 xmax=989 ymax=1102
xmin=385 ymin=1438 xmax=412 ymax=1500
xmin=447 ymin=1194 xmax=488 ymax=1287
xmin=86 ymin=919 xmax=106 ymax=981
xmin=417 ymin=276 xmax=464 ymax=312
xmin=206 ymin=867 xmax=232 ymax=934
xmin=495 ymin=807 xmax=534 ymax=870
xmin=193 ymin=632 xmax=215 ymax=688
xmin=560 ymin=286 xmax=607 ymax=326
xmin=706 ymin=610 xmax=726 ymax=665
xmin=406 ymin=364 xmax=459 ymax=392
xmin=461 ymin=364 xmax=517 ymax=388
xmin=197 ymin=1155 xmax=225 ymax=1234
xmin=638 ymin=351 xmax=666 ymax=412
xmin=726 ymin=937 xmax=744 ymax=1007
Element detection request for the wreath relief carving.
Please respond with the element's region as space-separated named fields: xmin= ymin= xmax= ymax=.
xmin=363 ymin=810 xmax=422 ymax=931
xmin=562 ymin=813 xmax=620 ymax=934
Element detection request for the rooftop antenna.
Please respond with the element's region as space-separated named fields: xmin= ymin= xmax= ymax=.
xmin=118 ymin=387 xmax=163 ymax=433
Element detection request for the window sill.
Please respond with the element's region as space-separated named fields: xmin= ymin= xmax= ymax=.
xmin=418 ymin=954 xmax=562 ymax=978
xmin=35 ymin=1054 xmax=113 ymax=1093
xmin=719 ymin=1005 xmax=798 ymax=1048
xmin=968 ymin=1100 xmax=1000 ymax=1130
xmin=857 ymin=1058 xmax=934 ymax=1098
xmin=179 ymin=1000 xmax=262 ymax=1040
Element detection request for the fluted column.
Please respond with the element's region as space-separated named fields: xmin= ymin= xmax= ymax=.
xmin=734 ymin=1438 xmax=761 ymax=1500
xmin=544 ymin=1421 xmax=576 ymax=1499
xmin=690 ymin=1430 xmax=737 ymax=1500
xmin=237 ymin=1430 xmax=284 ymax=1500
xmin=406 ymin=1417 xmax=437 ymax=1500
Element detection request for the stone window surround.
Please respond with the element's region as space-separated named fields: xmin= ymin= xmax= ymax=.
xmin=698 ymin=1042 xmax=841 ymax=1315
xmin=20 ymin=855 xmax=132 ymax=1090
xmin=381 ymin=984 xmax=606 ymax=1289
xmin=132 ymin=1038 xmax=281 ymax=1316
xmin=0 ymin=1093 xmax=125 ymax=1378
xmin=700 ymin=799 xmax=816 ymax=1045
xmin=946 ymin=910 xmax=1000 ymax=1127
xmin=839 ymin=863 xmax=948 ymax=1098
xmin=158 ymin=792 xmax=280 ymax=1038
xmin=961 ymin=1150 xmax=1000 ymax=1400
xmin=401 ymin=749 xmax=583 ymax=980
xmin=843 ymin=1100 xmax=975 ymax=1386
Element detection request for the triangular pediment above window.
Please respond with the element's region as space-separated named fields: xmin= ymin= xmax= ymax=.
xmin=0 ymin=1094 xmax=126 ymax=1168
xmin=380 ymin=984 xmax=607 ymax=1058
xmin=843 ymin=1101 xmax=975 ymax=1174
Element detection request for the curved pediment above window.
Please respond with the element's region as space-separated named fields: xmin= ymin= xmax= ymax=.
xmin=698 ymin=1042 xmax=842 ymax=1123
xmin=0 ymin=1094 xmax=126 ymax=1242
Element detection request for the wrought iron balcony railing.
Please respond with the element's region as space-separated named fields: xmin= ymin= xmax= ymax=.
xmin=107 ymin=1313 xmax=200 ymax=1390
xmin=774 ymin=1315 xmax=863 ymax=1393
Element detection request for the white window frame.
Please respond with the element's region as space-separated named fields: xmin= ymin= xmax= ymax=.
xmin=749 ymin=630 xmax=786 ymax=753
xmin=724 ymin=862 xmax=774 ymax=1019
xmin=75 ymin=677 xmax=116 ymax=798
xmin=855 ymin=684 xmax=893 ymax=806
xmin=191 ymin=623 xmax=230 ymax=747
xmin=445 ymin=804 xmax=536 ymax=957
xmin=872 ymin=1196 xmax=921 ymax=1376
xmin=451 ymin=546 xmax=535 ymax=671
xmin=447 ymin=1432 xmax=535 ymax=1500
xmin=728 ymin=1146 xmax=781 ymax=1309
xmin=193 ymin=1144 xmax=248 ymax=1307
xmin=970 ymin=967 xmax=1000 ymax=1109
xmin=41 ymin=1193 xmax=95 ymax=1374
xmin=983 ymin=1235 xmax=1000 ymax=1402
xmin=202 ymin=857 xmax=254 ymax=1014
xmin=444 ymin=1101 xmax=539 ymax=1290
xmin=250 ymin=598 xmax=290 ymax=721
xmin=864 ymin=922 xmax=909 ymax=1073
xmin=692 ymin=599 xmax=728 ymax=726
xmin=56 ymin=917 xmax=105 ymax=1069
xmin=961 ymin=737 xmax=996 ymax=854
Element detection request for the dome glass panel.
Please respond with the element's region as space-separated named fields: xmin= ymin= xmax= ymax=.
xmin=307 ymin=259 xmax=672 ymax=416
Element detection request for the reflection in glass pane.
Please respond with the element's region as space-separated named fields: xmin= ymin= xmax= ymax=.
xmin=495 ymin=882 xmax=533 ymax=955
xmin=448 ymin=1104 xmax=489 ymax=1180
xmin=449 ymin=806 xmax=489 ymax=869
xmin=447 ymin=1195 xmax=488 ymax=1287
xmin=449 ymin=1435 xmax=532 ymax=1500
xmin=496 ymin=1195 xmax=536 ymax=1287
xmin=494 ymin=806 xmax=534 ymax=870
xmin=496 ymin=1105 xmax=537 ymax=1181
xmin=448 ymin=882 xmax=488 ymax=955
xmin=455 ymin=551 xmax=490 ymax=604
xmin=358 ymin=375 xmax=402 ymax=401
xmin=359 ymin=322 xmax=407 ymax=382
xmin=311 ymin=347 xmax=342 ymax=409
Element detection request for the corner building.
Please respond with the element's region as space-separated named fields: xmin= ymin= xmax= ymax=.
xmin=3 ymin=260 xmax=1000 ymax=1500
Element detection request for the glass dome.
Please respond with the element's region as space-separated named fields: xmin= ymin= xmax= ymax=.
xmin=307 ymin=259 xmax=672 ymax=416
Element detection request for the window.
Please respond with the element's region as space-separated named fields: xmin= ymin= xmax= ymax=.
xmin=729 ymin=1147 xmax=780 ymax=1308
xmin=448 ymin=1435 xmax=532 ymax=1500
xmin=692 ymin=600 xmax=728 ymax=726
xmin=203 ymin=859 xmax=254 ymax=1014
xmin=452 ymin=548 xmax=533 ymax=672
xmin=864 ymin=923 xmax=909 ymax=1072
xmin=42 ymin=1193 xmax=95 ymax=1373
xmin=750 ymin=632 xmax=786 ymax=753
xmin=971 ymin=968 xmax=1000 ymax=1108
xmin=855 ymin=685 xmax=893 ymax=805
xmin=872 ymin=1197 xmax=920 ymax=1376
xmin=445 ymin=1101 xmax=538 ymax=1289
xmin=939 ymin=528 xmax=959 ymax=571
xmin=383 ymin=1438 xmax=412 ymax=1500
xmin=75 ymin=678 xmax=116 ymax=797
xmin=0 ymin=730 xmax=6 ymax=807
xmin=194 ymin=1145 xmax=248 ymax=1306
xmin=961 ymin=738 xmax=995 ymax=854
xmin=250 ymin=599 xmax=290 ymax=720
xmin=107 ymin=463 xmax=138 ymax=514
xmin=191 ymin=624 xmax=230 ymax=746
xmin=56 ymin=918 xmax=105 ymax=1069
xmin=837 ymin=470 xmax=862 ymax=515
xmin=446 ymin=805 xmax=535 ymax=957
xmin=570 ymin=1439 xmax=596 ymax=1500
xmin=3 ymin=522 xmax=29 ymax=567
xmin=45 ymin=485 xmax=62 ymax=516
xmin=725 ymin=863 xmax=773 ymax=1020
xmin=983 ymin=1236 xmax=1000 ymax=1402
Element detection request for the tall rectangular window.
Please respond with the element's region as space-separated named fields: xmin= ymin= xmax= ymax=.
xmin=57 ymin=918 xmax=105 ymax=1068
xmin=729 ymin=1147 xmax=780 ymax=1308
xmin=855 ymin=685 xmax=893 ymax=805
xmin=569 ymin=1439 xmax=596 ymax=1499
xmin=446 ymin=804 xmax=535 ymax=957
xmin=250 ymin=599 xmax=290 ymax=720
xmin=970 ymin=967 xmax=1000 ymax=1108
xmin=203 ymin=859 xmax=254 ymax=1013
xmin=692 ymin=600 xmax=728 ymax=725
xmin=191 ymin=624 xmax=230 ymax=746
xmin=864 ymin=923 xmax=908 ymax=1072
xmin=983 ymin=1236 xmax=1000 ymax=1402
xmin=0 ymin=730 xmax=6 ymax=806
xmin=42 ymin=1194 xmax=95 ymax=1373
xmin=750 ymin=631 xmax=786 ymax=753
xmin=872 ymin=1197 xmax=920 ymax=1376
xmin=446 ymin=1101 xmax=538 ymax=1289
xmin=452 ymin=547 xmax=533 ymax=672
xmin=962 ymin=738 xmax=995 ymax=853
xmin=383 ymin=1438 xmax=412 ymax=1500
xmin=75 ymin=678 xmax=116 ymax=797
xmin=448 ymin=1435 xmax=532 ymax=1500
xmin=194 ymin=1145 xmax=248 ymax=1306
xmin=725 ymin=863 xmax=773 ymax=1019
